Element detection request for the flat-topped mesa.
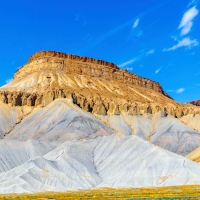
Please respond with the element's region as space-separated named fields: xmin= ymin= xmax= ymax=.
xmin=14 ymin=51 xmax=168 ymax=97
xmin=4 ymin=50 xmax=197 ymax=117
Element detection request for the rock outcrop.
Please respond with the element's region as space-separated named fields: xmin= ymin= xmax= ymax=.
xmin=0 ymin=51 xmax=200 ymax=118
xmin=15 ymin=51 xmax=168 ymax=95
xmin=190 ymin=100 xmax=200 ymax=106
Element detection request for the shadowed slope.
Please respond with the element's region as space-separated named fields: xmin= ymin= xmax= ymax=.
xmin=5 ymin=98 xmax=200 ymax=156
xmin=0 ymin=140 xmax=60 ymax=173
xmin=5 ymin=99 xmax=115 ymax=141
xmin=96 ymin=112 xmax=200 ymax=156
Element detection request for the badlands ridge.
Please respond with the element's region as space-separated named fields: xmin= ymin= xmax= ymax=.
xmin=0 ymin=51 xmax=200 ymax=193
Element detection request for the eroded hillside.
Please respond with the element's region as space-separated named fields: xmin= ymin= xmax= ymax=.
xmin=0 ymin=51 xmax=199 ymax=119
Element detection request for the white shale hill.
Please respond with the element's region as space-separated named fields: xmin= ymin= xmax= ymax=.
xmin=0 ymin=99 xmax=200 ymax=193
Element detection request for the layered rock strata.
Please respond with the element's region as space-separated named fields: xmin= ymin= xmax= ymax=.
xmin=0 ymin=51 xmax=200 ymax=118
xmin=15 ymin=51 xmax=168 ymax=95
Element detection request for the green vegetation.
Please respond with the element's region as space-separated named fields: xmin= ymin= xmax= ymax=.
xmin=0 ymin=185 xmax=200 ymax=199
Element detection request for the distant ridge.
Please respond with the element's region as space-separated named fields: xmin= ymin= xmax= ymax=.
xmin=190 ymin=100 xmax=200 ymax=106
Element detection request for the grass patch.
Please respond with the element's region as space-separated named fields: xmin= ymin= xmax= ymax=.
xmin=0 ymin=185 xmax=200 ymax=199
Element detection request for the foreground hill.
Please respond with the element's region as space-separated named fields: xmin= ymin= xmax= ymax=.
xmin=0 ymin=51 xmax=200 ymax=193
xmin=1 ymin=101 xmax=200 ymax=193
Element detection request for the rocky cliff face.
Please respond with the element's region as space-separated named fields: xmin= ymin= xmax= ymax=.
xmin=15 ymin=51 xmax=167 ymax=95
xmin=0 ymin=50 xmax=199 ymax=118
xmin=190 ymin=100 xmax=200 ymax=106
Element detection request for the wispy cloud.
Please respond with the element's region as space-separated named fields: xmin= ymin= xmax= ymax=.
xmin=163 ymin=5 xmax=199 ymax=52
xmin=128 ymin=29 xmax=143 ymax=41
xmin=128 ymin=18 xmax=143 ymax=40
xmin=6 ymin=78 xmax=12 ymax=84
xmin=177 ymin=88 xmax=185 ymax=93
xmin=133 ymin=18 xmax=140 ymax=28
xmin=167 ymin=88 xmax=185 ymax=94
xmin=118 ymin=49 xmax=155 ymax=68
xmin=187 ymin=0 xmax=199 ymax=7
xmin=81 ymin=1 xmax=170 ymax=53
xmin=155 ymin=67 xmax=162 ymax=74
xmin=82 ymin=18 xmax=137 ymax=53
xmin=163 ymin=37 xmax=198 ymax=51
xmin=118 ymin=58 xmax=137 ymax=68
xmin=146 ymin=49 xmax=155 ymax=55
xmin=178 ymin=6 xmax=199 ymax=36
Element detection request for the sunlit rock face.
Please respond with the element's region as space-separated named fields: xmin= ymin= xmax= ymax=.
xmin=0 ymin=51 xmax=200 ymax=194
xmin=187 ymin=146 xmax=200 ymax=163
xmin=1 ymin=51 xmax=199 ymax=118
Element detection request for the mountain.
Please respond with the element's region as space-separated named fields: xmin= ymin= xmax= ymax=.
xmin=0 ymin=51 xmax=200 ymax=193
xmin=1 ymin=51 xmax=199 ymax=118
xmin=1 ymin=51 xmax=200 ymax=153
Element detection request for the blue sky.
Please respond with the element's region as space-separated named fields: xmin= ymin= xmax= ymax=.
xmin=0 ymin=0 xmax=199 ymax=102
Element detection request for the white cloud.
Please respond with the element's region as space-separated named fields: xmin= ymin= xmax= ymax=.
xmin=6 ymin=78 xmax=12 ymax=84
xmin=163 ymin=37 xmax=198 ymax=51
xmin=155 ymin=67 xmax=162 ymax=74
xmin=119 ymin=49 xmax=156 ymax=68
xmin=146 ymin=49 xmax=155 ymax=55
xmin=181 ymin=21 xmax=193 ymax=35
xmin=133 ymin=18 xmax=140 ymax=28
xmin=176 ymin=88 xmax=185 ymax=93
xmin=163 ymin=6 xmax=198 ymax=52
xmin=167 ymin=88 xmax=185 ymax=93
xmin=119 ymin=49 xmax=157 ymax=69
xmin=118 ymin=58 xmax=137 ymax=68
xmin=178 ymin=6 xmax=199 ymax=35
